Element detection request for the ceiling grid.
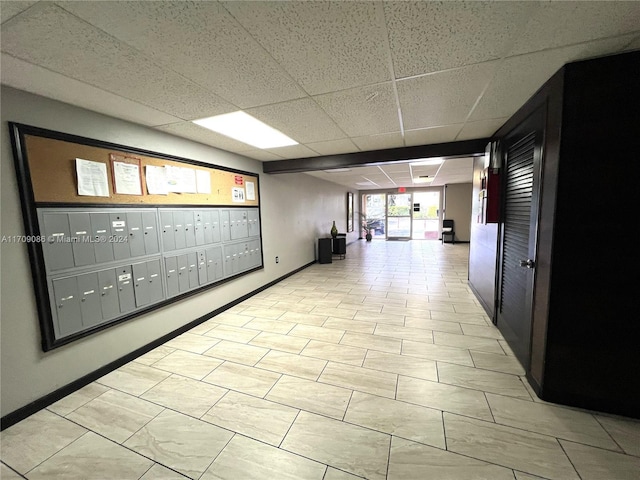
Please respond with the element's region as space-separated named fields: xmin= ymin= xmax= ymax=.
xmin=2 ymin=1 xmax=639 ymax=189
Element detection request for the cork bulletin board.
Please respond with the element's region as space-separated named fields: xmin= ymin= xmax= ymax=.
xmin=9 ymin=122 xmax=263 ymax=352
xmin=22 ymin=133 xmax=260 ymax=207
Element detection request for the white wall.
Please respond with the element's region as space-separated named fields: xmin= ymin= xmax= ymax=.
xmin=443 ymin=183 xmax=473 ymax=242
xmin=0 ymin=86 xmax=356 ymax=417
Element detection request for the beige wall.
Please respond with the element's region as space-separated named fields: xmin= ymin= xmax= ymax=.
xmin=0 ymin=86 xmax=357 ymax=416
xmin=444 ymin=183 xmax=473 ymax=242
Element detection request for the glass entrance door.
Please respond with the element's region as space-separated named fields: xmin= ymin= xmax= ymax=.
xmin=387 ymin=193 xmax=412 ymax=239
xmin=412 ymin=191 xmax=441 ymax=240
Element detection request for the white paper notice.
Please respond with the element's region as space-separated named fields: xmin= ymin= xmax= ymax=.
xmin=196 ymin=170 xmax=211 ymax=194
xmin=145 ymin=165 xmax=168 ymax=195
xmin=113 ymin=161 xmax=142 ymax=195
xmin=165 ymin=165 xmax=197 ymax=193
xmin=232 ymin=187 xmax=246 ymax=203
xmin=245 ymin=181 xmax=255 ymax=201
xmin=165 ymin=165 xmax=181 ymax=192
xmin=180 ymin=167 xmax=197 ymax=193
xmin=76 ymin=158 xmax=109 ymax=197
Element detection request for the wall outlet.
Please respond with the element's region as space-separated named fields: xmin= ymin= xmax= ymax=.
xmin=275 ymin=256 xmax=279 ymax=263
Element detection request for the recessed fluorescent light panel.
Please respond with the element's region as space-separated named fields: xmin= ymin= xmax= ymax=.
xmin=193 ymin=111 xmax=298 ymax=149
xmin=411 ymin=158 xmax=444 ymax=166
xmin=413 ymin=177 xmax=434 ymax=184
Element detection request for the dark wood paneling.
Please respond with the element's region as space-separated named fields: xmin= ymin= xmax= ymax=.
xmin=542 ymin=51 xmax=640 ymax=418
xmin=468 ymin=157 xmax=499 ymax=320
xmin=494 ymin=50 xmax=640 ymax=418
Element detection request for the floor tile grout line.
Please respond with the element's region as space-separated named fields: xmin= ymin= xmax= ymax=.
xmin=483 ymin=391 xmax=497 ymax=424
xmin=591 ymin=414 xmax=627 ymax=455
xmin=445 ymin=407 xmax=634 ymax=454
xmin=44 ymin=412 xmax=193 ymax=479
xmin=341 ymin=391 xmax=355 ymax=422
xmin=22 ymin=430 xmax=93 ymax=477
xmin=1 ymin=462 xmax=27 ymax=480
xmin=277 ymin=409 xmax=302 ymax=449
xmin=441 ymin=410 xmax=449 ymax=452
xmin=556 ymin=437 xmax=584 ymax=480
xmin=196 ymin=432 xmax=237 ymax=480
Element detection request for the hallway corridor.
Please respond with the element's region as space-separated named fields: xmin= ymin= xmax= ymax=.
xmin=2 ymin=240 xmax=639 ymax=479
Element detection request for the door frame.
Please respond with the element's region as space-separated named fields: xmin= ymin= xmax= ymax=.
xmin=495 ymin=105 xmax=545 ymax=371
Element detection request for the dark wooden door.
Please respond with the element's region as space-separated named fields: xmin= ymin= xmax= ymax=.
xmin=497 ymin=107 xmax=544 ymax=370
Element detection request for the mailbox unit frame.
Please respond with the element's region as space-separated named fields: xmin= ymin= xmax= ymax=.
xmin=9 ymin=122 xmax=263 ymax=351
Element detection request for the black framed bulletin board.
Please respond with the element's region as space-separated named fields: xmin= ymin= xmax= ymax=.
xmin=9 ymin=122 xmax=263 ymax=351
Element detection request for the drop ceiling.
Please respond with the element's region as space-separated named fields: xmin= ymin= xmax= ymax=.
xmin=2 ymin=1 xmax=639 ymax=190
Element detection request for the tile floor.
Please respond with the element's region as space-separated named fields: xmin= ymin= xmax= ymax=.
xmin=2 ymin=240 xmax=640 ymax=479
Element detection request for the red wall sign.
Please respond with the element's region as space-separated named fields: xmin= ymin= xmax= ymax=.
xmin=234 ymin=175 xmax=244 ymax=185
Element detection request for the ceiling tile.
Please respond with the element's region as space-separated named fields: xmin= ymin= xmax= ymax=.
xmin=0 ymin=1 xmax=38 ymax=24
xmin=57 ymin=0 xmax=306 ymax=108
xmin=307 ymin=139 xmax=359 ymax=156
xmin=351 ymin=132 xmax=405 ymax=152
xmin=470 ymin=36 xmax=635 ymax=121
xmin=509 ymin=2 xmax=640 ymax=56
xmin=384 ymin=1 xmax=537 ymax=78
xmin=1 ymin=54 xmax=180 ymax=126
xmin=223 ymin=1 xmax=391 ymax=95
xmin=155 ymin=122 xmax=254 ymax=153
xmin=1 ymin=3 xmax=235 ymax=120
xmin=265 ymin=144 xmax=319 ymax=159
xmin=438 ymin=156 xmax=474 ymax=173
xmin=246 ymin=98 xmax=346 ymax=144
xmin=380 ymin=163 xmax=410 ymax=174
xmin=404 ymin=125 xmax=464 ymax=147
xmin=457 ymin=118 xmax=508 ymax=141
xmin=241 ymin=150 xmax=284 ymax=162
xmin=314 ymin=82 xmax=400 ymax=137
xmin=358 ymin=173 xmax=392 ymax=183
xmin=433 ymin=157 xmax=473 ymax=186
xmin=348 ymin=166 xmax=388 ymax=177
xmin=397 ymin=62 xmax=497 ymax=130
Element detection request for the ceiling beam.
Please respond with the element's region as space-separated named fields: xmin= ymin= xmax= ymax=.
xmin=262 ymin=138 xmax=490 ymax=174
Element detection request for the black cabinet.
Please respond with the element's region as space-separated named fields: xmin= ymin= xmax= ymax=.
xmin=318 ymin=238 xmax=332 ymax=264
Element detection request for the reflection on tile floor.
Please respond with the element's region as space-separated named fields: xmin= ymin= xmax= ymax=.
xmin=2 ymin=241 xmax=640 ymax=479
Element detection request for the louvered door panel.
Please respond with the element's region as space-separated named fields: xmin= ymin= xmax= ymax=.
xmin=499 ymin=131 xmax=536 ymax=368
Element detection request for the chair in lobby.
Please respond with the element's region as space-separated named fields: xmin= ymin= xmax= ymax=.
xmin=442 ymin=219 xmax=455 ymax=244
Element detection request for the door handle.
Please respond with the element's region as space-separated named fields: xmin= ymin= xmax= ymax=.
xmin=519 ymin=259 xmax=535 ymax=269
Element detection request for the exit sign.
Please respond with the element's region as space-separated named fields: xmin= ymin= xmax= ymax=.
xmin=398 ymin=187 xmax=406 ymax=193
